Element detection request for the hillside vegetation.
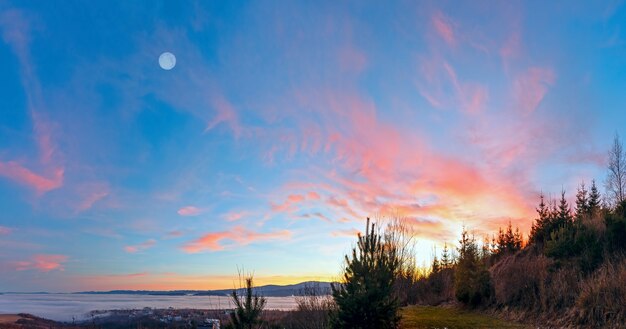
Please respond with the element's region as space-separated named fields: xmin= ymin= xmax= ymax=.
xmin=225 ymin=135 xmax=626 ymax=328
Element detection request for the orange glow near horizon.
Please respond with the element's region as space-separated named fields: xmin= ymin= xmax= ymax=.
xmin=74 ymin=273 xmax=337 ymax=292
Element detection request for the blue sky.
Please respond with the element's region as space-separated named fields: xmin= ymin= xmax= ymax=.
xmin=0 ymin=0 xmax=625 ymax=292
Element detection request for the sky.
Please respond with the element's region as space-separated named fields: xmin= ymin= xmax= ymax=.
xmin=0 ymin=0 xmax=625 ymax=292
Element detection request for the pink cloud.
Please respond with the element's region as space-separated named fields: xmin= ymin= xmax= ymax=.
xmin=331 ymin=228 xmax=360 ymax=238
xmin=177 ymin=206 xmax=202 ymax=216
xmin=182 ymin=226 xmax=291 ymax=253
xmin=0 ymin=161 xmax=64 ymax=194
xmin=338 ymin=45 xmax=368 ymax=73
xmin=124 ymin=239 xmax=156 ymax=253
xmin=165 ymin=230 xmax=184 ymax=238
xmin=500 ymin=30 xmax=521 ymax=69
xmin=288 ymin=194 xmax=305 ymax=203
xmin=258 ymin=88 xmax=539 ymax=236
xmin=417 ymin=58 xmax=488 ymax=114
xmin=513 ymin=67 xmax=556 ymax=115
xmin=223 ymin=211 xmax=250 ymax=222
xmin=271 ymin=192 xmax=319 ymax=213
xmin=0 ymin=226 xmax=12 ymax=235
xmin=14 ymin=254 xmax=68 ymax=272
xmin=76 ymin=183 xmax=110 ymax=212
xmin=0 ymin=11 xmax=66 ymax=196
xmin=307 ymin=191 xmax=321 ymax=200
xmin=460 ymin=83 xmax=489 ymax=115
xmin=205 ymin=95 xmax=243 ymax=138
xmin=432 ymin=11 xmax=456 ymax=46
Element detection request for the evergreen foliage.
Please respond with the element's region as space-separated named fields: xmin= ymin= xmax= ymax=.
xmin=496 ymin=221 xmax=523 ymax=255
xmin=454 ymin=229 xmax=492 ymax=306
xmin=331 ymin=218 xmax=400 ymax=329
xmin=228 ymin=276 xmax=266 ymax=329
xmin=441 ymin=243 xmax=452 ymax=269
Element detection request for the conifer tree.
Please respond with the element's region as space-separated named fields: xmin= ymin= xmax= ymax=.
xmin=514 ymin=227 xmax=522 ymax=250
xmin=441 ymin=243 xmax=451 ymax=269
xmin=331 ymin=218 xmax=400 ymax=329
xmin=229 ymin=276 xmax=266 ymax=329
xmin=505 ymin=222 xmax=515 ymax=252
xmin=497 ymin=227 xmax=506 ymax=253
xmin=530 ymin=193 xmax=550 ymax=243
xmin=557 ymin=190 xmax=573 ymax=226
xmin=431 ymin=255 xmax=441 ymax=274
xmin=454 ymin=228 xmax=492 ymax=306
xmin=588 ymin=179 xmax=601 ymax=215
xmin=575 ymin=182 xmax=589 ymax=221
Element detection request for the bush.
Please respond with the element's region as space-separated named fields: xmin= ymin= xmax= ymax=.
xmin=289 ymin=283 xmax=334 ymax=329
xmin=490 ymin=250 xmax=551 ymax=310
xmin=541 ymin=264 xmax=579 ymax=313
xmin=574 ymin=256 xmax=626 ymax=327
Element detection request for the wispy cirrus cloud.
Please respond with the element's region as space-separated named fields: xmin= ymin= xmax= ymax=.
xmin=0 ymin=226 xmax=12 ymax=235
xmin=0 ymin=162 xmax=63 ymax=195
xmin=513 ymin=67 xmax=556 ymax=115
xmin=205 ymin=94 xmax=243 ymax=138
xmin=0 ymin=10 xmax=66 ymax=195
xmin=177 ymin=206 xmax=203 ymax=216
xmin=330 ymin=228 xmax=360 ymax=238
xmin=182 ymin=226 xmax=292 ymax=253
xmin=124 ymin=239 xmax=156 ymax=253
xmin=13 ymin=254 xmax=68 ymax=272
xmin=431 ymin=10 xmax=456 ymax=46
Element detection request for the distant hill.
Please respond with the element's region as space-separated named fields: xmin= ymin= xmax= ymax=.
xmin=76 ymin=281 xmax=334 ymax=297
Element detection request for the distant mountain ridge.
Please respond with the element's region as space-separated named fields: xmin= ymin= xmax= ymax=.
xmin=75 ymin=281 xmax=334 ymax=297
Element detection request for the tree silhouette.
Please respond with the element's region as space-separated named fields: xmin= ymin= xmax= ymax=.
xmin=441 ymin=243 xmax=452 ymax=269
xmin=606 ymin=133 xmax=626 ymax=206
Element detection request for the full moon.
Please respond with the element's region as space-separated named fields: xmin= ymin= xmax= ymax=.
xmin=158 ymin=52 xmax=176 ymax=70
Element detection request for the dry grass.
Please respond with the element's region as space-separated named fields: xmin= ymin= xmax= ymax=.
xmin=573 ymin=256 xmax=626 ymax=327
xmin=400 ymin=306 xmax=528 ymax=329
xmin=490 ymin=250 xmax=551 ymax=311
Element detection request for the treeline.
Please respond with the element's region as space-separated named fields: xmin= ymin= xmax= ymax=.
xmin=415 ymin=135 xmax=626 ymax=327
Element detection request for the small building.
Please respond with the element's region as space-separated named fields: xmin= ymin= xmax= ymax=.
xmin=204 ymin=318 xmax=220 ymax=329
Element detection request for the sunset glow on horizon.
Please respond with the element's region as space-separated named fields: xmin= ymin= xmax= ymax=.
xmin=1 ymin=1 xmax=626 ymax=292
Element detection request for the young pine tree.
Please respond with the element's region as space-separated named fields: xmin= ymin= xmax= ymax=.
xmin=441 ymin=243 xmax=452 ymax=269
xmin=228 ymin=276 xmax=266 ymax=329
xmin=588 ymin=180 xmax=601 ymax=216
xmin=331 ymin=218 xmax=400 ymax=329
xmin=556 ymin=190 xmax=574 ymax=228
xmin=575 ymin=181 xmax=590 ymax=221
xmin=530 ymin=193 xmax=550 ymax=244
xmin=454 ymin=228 xmax=492 ymax=306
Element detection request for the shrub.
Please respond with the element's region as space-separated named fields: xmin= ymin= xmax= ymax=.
xmin=541 ymin=264 xmax=579 ymax=313
xmin=290 ymin=283 xmax=334 ymax=329
xmin=490 ymin=250 xmax=551 ymax=310
xmin=574 ymin=256 xmax=626 ymax=327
